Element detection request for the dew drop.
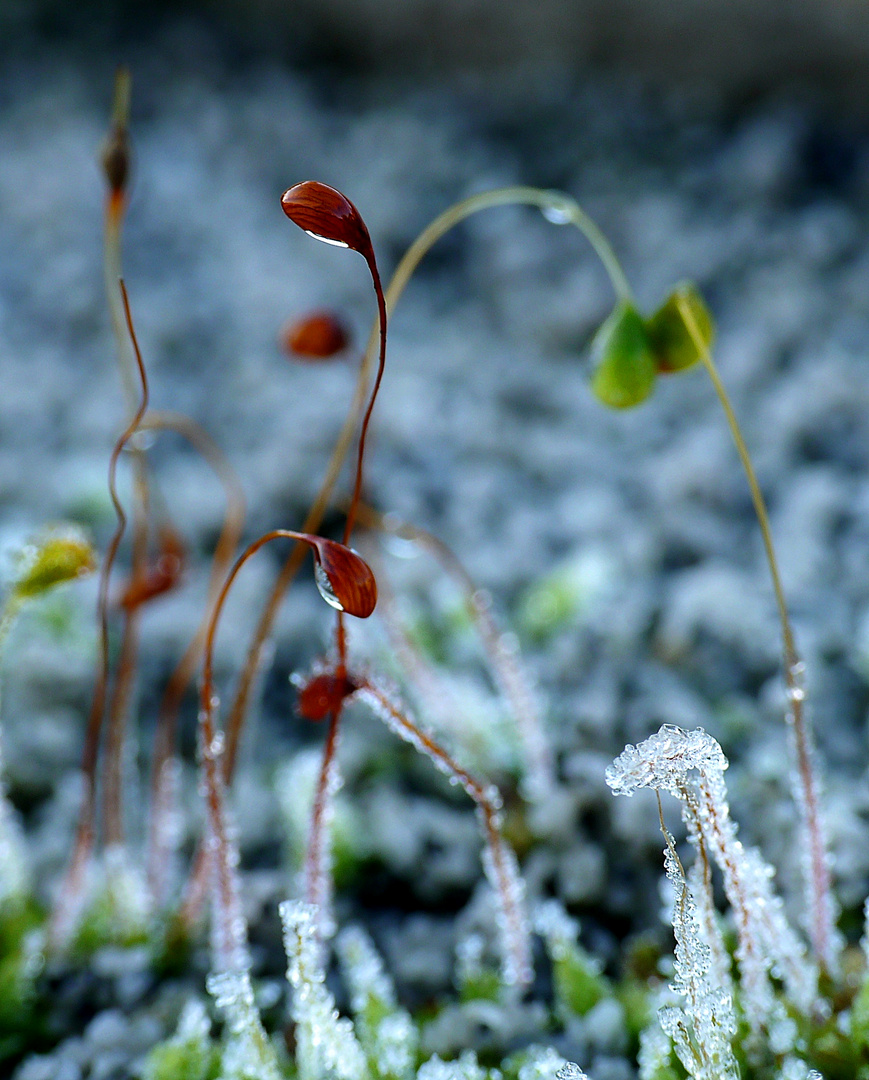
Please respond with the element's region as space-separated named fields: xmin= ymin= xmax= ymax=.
xmin=128 ymin=428 xmax=157 ymax=451
xmin=541 ymin=198 xmax=573 ymax=225
xmin=304 ymin=230 xmax=350 ymax=248
xmin=314 ymin=561 xmax=344 ymax=611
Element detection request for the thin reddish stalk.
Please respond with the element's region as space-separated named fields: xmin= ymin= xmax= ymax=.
xmin=343 ymin=257 xmax=387 ymax=545
xmin=102 ymin=606 xmax=142 ymax=849
xmin=678 ymin=296 xmax=838 ymax=975
xmin=139 ymin=410 xmax=246 ymax=905
xmin=221 ymin=213 xmax=387 ymax=790
xmin=102 ymin=450 xmax=150 ymax=850
xmin=51 ymin=281 xmax=149 ymax=946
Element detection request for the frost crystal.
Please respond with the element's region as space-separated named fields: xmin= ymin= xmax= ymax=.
xmin=658 ymin=825 xmax=738 ymax=1080
xmin=517 ymin=1046 xmax=589 ymax=1080
xmin=206 ymin=969 xmax=280 ymax=1080
xmin=337 ymin=925 xmax=417 ymax=1080
xmin=416 ymin=1051 xmax=495 ymax=1080
xmin=637 ymin=991 xmax=676 ymax=1080
xmin=778 ymin=1060 xmax=823 ymax=1080
xmin=608 ymin=724 xmax=818 ymax=1041
xmin=281 ymin=900 xmax=367 ymax=1080
xmin=0 ymin=739 xmax=28 ymax=903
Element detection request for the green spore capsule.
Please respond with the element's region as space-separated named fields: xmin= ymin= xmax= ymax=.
xmin=645 ymin=282 xmax=715 ymax=374
xmin=10 ymin=526 xmax=96 ymax=603
xmin=590 ymin=301 xmax=657 ymax=409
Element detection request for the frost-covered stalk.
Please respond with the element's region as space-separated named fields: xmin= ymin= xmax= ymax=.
xmin=354 ymin=680 xmax=533 ymax=987
xmin=368 ymin=513 xmax=554 ymax=804
xmin=207 ymin=966 xmax=280 ymax=1080
xmin=0 ymin=739 xmax=27 ymax=904
xmin=678 ymin=295 xmax=840 ymax=978
xmin=281 ymin=900 xmax=368 ymax=1080
xmin=607 ymin=725 xmax=818 ymax=1050
xmin=782 ymin=659 xmax=840 ymax=977
xmin=637 ymin=988 xmax=679 ymax=1080
xmin=337 ymin=925 xmax=418 ymax=1080
xmin=466 ymin=586 xmax=553 ymax=805
xmin=199 ymin=705 xmax=278 ymax=1079
xmin=197 ymin=715 xmax=250 ymax=976
xmin=303 ymin=707 xmax=343 ymax=944
xmin=656 ymin=812 xmax=739 ymax=1080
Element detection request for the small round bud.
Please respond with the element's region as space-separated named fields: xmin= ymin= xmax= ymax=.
xmin=296 ymin=671 xmax=357 ymax=722
xmin=282 ymin=309 xmax=350 ymax=360
xmin=11 ymin=525 xmax=96 ymax=602
xmin=307 ymin=537 xmax=377 ymax=618
xmin=101 ymin=128 xmax=130 ymax=196
xmin=589 ymin=301 xmax=657 ymax=409
xmin=645 ymin=282 xmax=715 ymax=374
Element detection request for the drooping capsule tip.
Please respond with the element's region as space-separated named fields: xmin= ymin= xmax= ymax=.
xmin=304 ymin=536 xmax=377 ymax=619
xmin=281 ymin=180 xmax=372 ymax=257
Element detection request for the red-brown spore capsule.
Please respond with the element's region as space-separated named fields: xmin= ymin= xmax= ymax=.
xmin=296 ymin=671 xmax=358 ymax=722
xmin=305 ymin=536 xmax=377 ymax=619
xmin=119 ymin=526 xmax=185 ymax=610
xmin=283 ymin=309 xmax=350 ymax=360
xmin=281 ymin=181 xmax=373 ymax=259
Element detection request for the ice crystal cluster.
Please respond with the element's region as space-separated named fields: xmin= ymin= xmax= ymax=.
xmin=336 ymin=924 xmax=419 ymax=1080
xmin=206 ymin=968 xmax=281 ymax=1080
xmin=281 ymin=899 xmax=589 ymax=1080
xmin=607 ymin=724 xmax=821 ymax=1071
xmin=282 ymin=900 xmax=369 ymax=1080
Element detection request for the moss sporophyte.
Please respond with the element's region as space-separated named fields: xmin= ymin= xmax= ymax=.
xmin=0 ymin=69 xmax=862 ymax=1080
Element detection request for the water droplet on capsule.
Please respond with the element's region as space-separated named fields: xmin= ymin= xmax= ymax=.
xmin=314 ymin=561 xmax=344 ymax=611
xmin=304 ymin=230 xmax=349 ymax=248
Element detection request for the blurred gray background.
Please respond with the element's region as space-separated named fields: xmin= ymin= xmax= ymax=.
xmin=4 ymin=0 xmax=869 ymax=111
